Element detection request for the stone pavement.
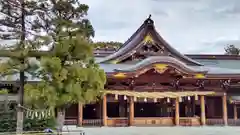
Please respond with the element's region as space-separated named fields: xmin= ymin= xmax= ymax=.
xmin=62 ymin=126 xmax=240 ymax=135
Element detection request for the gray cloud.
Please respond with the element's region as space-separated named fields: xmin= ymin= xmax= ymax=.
xmin=81 ymin=0 xmax=240 ymax=54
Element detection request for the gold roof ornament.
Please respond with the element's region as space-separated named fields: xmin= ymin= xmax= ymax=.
xmin=154 ymin=64 xmax=168 ymax=73
xmin=142 ymin=34 xmax=155 ymax=44
xmin=194 ymin=73 xmax=205 ymax=79
xmin=113 ymin=73 xmax=127 ymax=78
xmin=154 ymin=64 xmax=167 ymax=69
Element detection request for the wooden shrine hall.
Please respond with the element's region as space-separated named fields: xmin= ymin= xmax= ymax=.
xmin=65 ymin=16 xmax=240 ymax=127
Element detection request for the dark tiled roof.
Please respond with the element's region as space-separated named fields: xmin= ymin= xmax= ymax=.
xmin=97 ymin=17 xmax=202 ymax=66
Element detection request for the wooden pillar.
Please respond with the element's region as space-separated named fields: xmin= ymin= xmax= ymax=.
xmin=78 ymin=103 xmax=83 ymax=126
xmin=129 ymin=96 xmax=134 ymax=126
xmin=234 ymin=104 xmax=238 ymax=120
xmin=175 ymin=97 xmax=180 ymax=126
xmin=222 ymin=94 xmax=228 ymax=126
xmin=200 ymin=95 xmax=206 ymax=125
xmin=102 ymin=94 xmax=107 ymax=126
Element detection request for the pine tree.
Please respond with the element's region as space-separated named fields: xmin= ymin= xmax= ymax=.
xmin=225 ymin=44 xmax=240 ymax=55
xmin=0 ymin=0 xmax=44 ymax=134
xmin=22 ymin=0 xmax=106 ymax=133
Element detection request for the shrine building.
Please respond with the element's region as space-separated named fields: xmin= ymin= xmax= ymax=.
xmin=1 ymin=16 xmax=240 ymax=127
xmin=64 ymin=16 xmax=240 ymax=127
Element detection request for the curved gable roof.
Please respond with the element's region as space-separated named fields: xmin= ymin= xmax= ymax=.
xmin=97 ymin=16 xmax=202 ymax=66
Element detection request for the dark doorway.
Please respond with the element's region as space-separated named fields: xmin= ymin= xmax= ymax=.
xmin=83 ymin=104 xmax=100 ymax=119
xmin=134 ymin=102 xmax=173 ymax=117
xmin=107 ymin=102 xmax=120 ymax=117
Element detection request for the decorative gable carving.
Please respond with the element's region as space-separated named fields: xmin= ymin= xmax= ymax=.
xmin=142 ymin=34 xmax=155 ymax=44
xmin=122 ymin=34 xmax=170 ymax=62
xmin=140 ymin=34 xmax=166 ymax=55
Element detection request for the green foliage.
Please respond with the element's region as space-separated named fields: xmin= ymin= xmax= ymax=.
xmin=0 ymin=1 xmax=106 ymax=132
xmin=23 ymin=0 xmax=106 ymax=110
xmin=23 ymin=116 xmax=56 ymax=131
xmin=0 ymin=110 xmax=56 ymax=132
xmin=0 ymin=0 xmax=43 ymax=99
xmin=0 ymin=110 xmax=16 ymax=132
xmin=0 ymin=89 xmax=8 ymax=95
xmin=25 ymin=37 xmax=106 ymax=109
xmin=225 ymin=45 xmax=240 ymax=55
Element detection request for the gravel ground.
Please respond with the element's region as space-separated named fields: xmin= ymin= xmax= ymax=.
xmin=62 ymin=126 xmax=240 ymax=135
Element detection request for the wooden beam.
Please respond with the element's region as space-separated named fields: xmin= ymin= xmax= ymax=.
xmin=222 ymin=93 xmax=228 ymax=126
xmin=200 ymin=95 xmax=206 ymax=125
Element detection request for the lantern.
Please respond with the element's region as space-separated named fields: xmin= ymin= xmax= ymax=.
xmin=179 ymin=97 xmax=182 ymax=102
xmin=115 ymin=94 xmax=118 ymax=100
xmin=124 ymin=95 xmax=127 ymax=100
xmin=195 ymin=94 xmax=198 ymax=100
xmin=144 ymin=98 xmax=147 ymax=102
xmin=134 ymin=96 xmax=137 ymax=102
xmin=154 ymin=98 xmax=157 ymax=103
xmin=167 ymin=98 xmax=170 ymax=103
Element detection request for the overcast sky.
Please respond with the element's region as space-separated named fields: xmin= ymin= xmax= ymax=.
xmin=81 ymin=0 xmax=240 ymax=54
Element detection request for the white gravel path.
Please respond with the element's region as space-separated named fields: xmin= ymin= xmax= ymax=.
xmin=62 ymin=126 xmax=240 ymax=135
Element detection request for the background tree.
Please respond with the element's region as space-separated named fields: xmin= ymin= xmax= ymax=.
xmin=22 ymin=0 xmax=106 ymax=133
xmin=93 ymin=41 xmax=123 ymax=50
xmin=30 ymin=0 xmax=94 ymax=49
xmin=0 ymin=0 xmax=44 ymax=133
xmin=225 ymin=44 xmax=240 ymax=55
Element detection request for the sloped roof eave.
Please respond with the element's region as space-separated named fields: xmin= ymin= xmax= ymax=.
xmin=114 ymin=56 xmax=206 ymax=74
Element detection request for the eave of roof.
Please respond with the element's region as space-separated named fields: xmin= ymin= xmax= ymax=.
xmin=114 ymin=56 xmax=206 ymax=74
xmin=97 ymin=56 xmax=240 ymax=79
xmin=186 ymin=54 xmax=240 ymax=60
xmin=94 ymin=51 xmax=240 ymax=60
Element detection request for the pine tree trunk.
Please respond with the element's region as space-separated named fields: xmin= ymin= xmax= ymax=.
xmin=56 ymin=108 xmax=65 ymax=135
xmin=16 ymin=0 xmax=26 ymax=133
xmin=16 ymin=110 xmax=24 ymax=135
xmin=17 ymin=71 xmax=25 ymax=135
